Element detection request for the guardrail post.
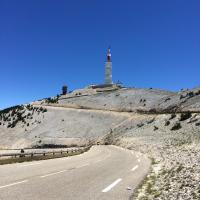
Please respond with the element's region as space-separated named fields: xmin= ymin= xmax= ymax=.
xmin=20 ymin=153 xmax=25 ymax=158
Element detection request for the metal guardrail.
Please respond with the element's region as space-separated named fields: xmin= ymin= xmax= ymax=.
xmin=0 ymin=147 xmax=89 ymax=159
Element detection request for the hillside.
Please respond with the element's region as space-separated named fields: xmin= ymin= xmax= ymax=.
xmin=0 ymin=105 xmax=130 ymax=148
xmin=1 ymin=85 xmax=200 ymax=199
xmin=1 ymin=86 xmax=200 ymax=149
xmin=57 ymin=87 xmax=200 ymax=113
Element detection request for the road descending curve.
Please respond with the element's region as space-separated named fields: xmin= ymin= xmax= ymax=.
xmin=0 ymin=145 xmax=150 ymax=200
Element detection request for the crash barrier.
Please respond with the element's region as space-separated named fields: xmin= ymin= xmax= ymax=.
xmin=0 ymin=146 xmax=90 ymax=159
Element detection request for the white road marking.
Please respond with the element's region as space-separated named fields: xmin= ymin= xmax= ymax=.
xmin=19 ymin=162 xmax=41 ymax=167
xmin=131 ymin=165 xmax=138 ymax=171
xmin=40 ymin=170 xmax=67 ymax=178
xmin=138 ymin=159 xmax=141 ymax=162
xmin=0 ymin=180 xmax=28 ymax=189
xmin=102 ymin=178 xmax=122 ymax=193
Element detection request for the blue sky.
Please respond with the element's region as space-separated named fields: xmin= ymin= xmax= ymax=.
xmin=1 ymin=0 xmax=200 ymax=109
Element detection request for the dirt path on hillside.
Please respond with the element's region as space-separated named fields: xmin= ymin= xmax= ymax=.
xmin=33 ymin=103 xmax=138 ymax=118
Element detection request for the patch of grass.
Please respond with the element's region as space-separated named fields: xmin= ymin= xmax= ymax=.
xmin=131 ymin=159 xmax=164 ymax=200
xmin=176 ymin=164 xmax=184 ymax=173
xmin=150 ymin=157 xmax=158 ymax=165
xmin=179 ymin=112 xmax=192 ymax=121
xmin=132 ymin=172 xmax=160 ymax=200
xmin=171 ymin=122 xmax=182 ymax=131
xmin=137 ymin=123 xmax=144 ymax=128
xmin=45 ymin=97 xmax=59 ymax=104
xmin=0 ymin=105 xmax=24 ymax=115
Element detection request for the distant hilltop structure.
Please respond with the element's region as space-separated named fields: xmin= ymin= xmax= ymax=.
xmin=105 ymin=47 xmax=112 ymax=84
xmin=61 ymin=47 xmax=122 ymax=96
xmin=62 ymin=85 xmax=68 ymax=95
xmin=88 ymin=47 xmax=122 ymax=90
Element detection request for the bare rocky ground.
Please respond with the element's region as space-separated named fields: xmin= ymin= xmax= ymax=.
xmin=57 ymin=86 xmax=200 ymax=113
xmin=113 ymin=113 xmax=200 ymax=200
xmin=0 ymin=103 xmax=129 ymax=148
xmin=1 ymin=86 xmax=200 ymax=199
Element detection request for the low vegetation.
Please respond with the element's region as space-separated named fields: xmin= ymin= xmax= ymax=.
xmin=0 ymin=104 xmax=47 ymax=128
xmin=45 ymin=96 xmax=59 ymax=104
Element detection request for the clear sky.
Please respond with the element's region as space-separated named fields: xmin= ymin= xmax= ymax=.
xmin=1 ymin=0 xmax=200 ymax=109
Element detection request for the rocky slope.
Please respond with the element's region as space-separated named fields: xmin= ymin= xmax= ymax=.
xmin=57 ymin=87 xmax=200 ymax=113
xmin=112 ymin=113 xmax=200 ymax=200
xmin=1 ymin=86 xmax=200 ymax=199
xmin=0 ymin=104 xmax=130 ymax=148
xmin=1 ymin=86 xmax=200 ymax=148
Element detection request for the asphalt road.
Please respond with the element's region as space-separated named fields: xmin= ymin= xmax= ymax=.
xmin=0 ymin=145 xmax=150 ymax=200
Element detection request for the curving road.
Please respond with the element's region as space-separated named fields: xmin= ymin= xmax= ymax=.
xmin=0 ymin=145 xmax=150 ymax=200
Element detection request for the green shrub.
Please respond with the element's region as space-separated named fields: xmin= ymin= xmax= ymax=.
xmin=171 ymin=122 xmax=182 ymax=131
xmin=45 ymin=97 xmax=58 ymax=104
xmin=179 ymin=112 xmax=192 ymax=121
xmin=42 ymin=108 xmax=47 ymax=113
xmin=169 ymin=113 xmax=176 ymax=120
xmin=165 ymin=120 xmax=170 ymax=126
